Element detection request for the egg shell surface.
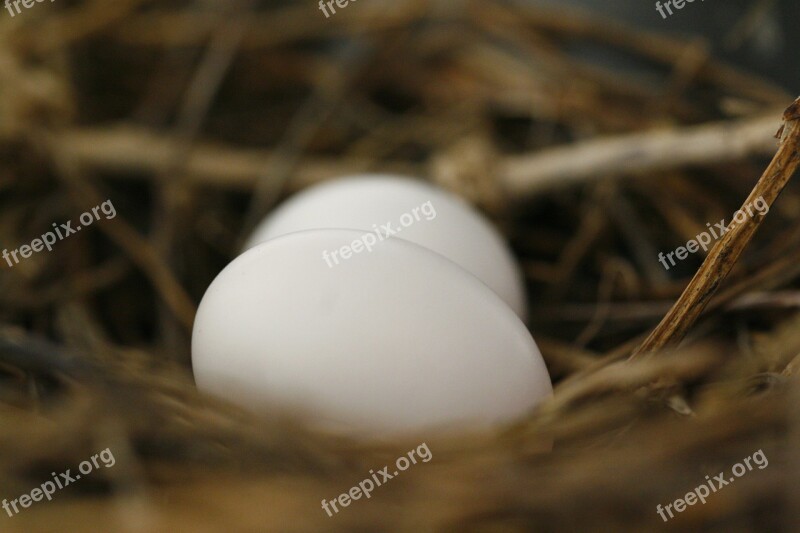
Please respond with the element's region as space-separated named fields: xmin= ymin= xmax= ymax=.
xmin=244 ymin=176 xmax=528 ymax=319
xmin=194 ymin=229 xmax=552 ymax=435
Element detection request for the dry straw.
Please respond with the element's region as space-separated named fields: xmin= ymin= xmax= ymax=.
xmin=1 ymin=0 xmax=799 ymax=531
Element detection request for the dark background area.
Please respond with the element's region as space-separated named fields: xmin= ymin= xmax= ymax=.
xmin=553 ymin=0 xmax=799 ymax=90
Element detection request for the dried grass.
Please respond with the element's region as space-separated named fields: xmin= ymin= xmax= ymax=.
xmin=1 ymin=1 xmax=799 ymax=531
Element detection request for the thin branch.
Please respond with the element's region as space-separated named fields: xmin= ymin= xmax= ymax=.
xmin=48 ymin=138 xmax=198 ymax=331
xmin=56 ymin=109 xmax=784 ymax=201
xmin=53 ymin=125 xmax=421 ymax=190
xmin=502 ymin=110 xmax=783 ymax=198
xmin=630 ymin=98 xmax=800 ymax=360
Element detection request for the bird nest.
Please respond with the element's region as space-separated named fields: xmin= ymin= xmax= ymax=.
xmin=1 ymin=1 xmax=799 ymax=531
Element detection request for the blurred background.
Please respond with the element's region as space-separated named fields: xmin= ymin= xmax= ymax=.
xmin=564 ymin=0 xmax=800 ymax=90
xmin=1 ymin=0 xmax=798 ymax=531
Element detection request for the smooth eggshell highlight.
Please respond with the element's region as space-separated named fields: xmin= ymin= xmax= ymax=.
xmin=194 ymin=229 xmax=551 ymax=436
xmin=244 ymin=175 xmax=528 ymax=319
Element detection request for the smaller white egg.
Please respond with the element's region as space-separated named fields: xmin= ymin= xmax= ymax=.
xmin=193 ymin=229 xmax=552 ymax=436
xmin=244 ymin=175 xmax=528 ymax=319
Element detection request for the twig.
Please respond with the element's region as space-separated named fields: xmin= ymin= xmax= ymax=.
xmin=149 ymin=1 xmax=251 ymax=353
xmin=502 ymin=110 xmax=783 ymax=199
xmin=56 ymin=108 xmax=784 ymax=202
xmin=48 ymin=138 xmax=198 ymax=331
xmin=53 ymin=125 xmax=421 ymax=190
xmin=239 ymin=37 xmax=375 ymax=241
xmin=111 ymin=3 xmax=428 ymax=49
xmin=10 ymin=0 xmax=149 ymax=54
xmin=630 ymin=98 xmax=800 ymax=360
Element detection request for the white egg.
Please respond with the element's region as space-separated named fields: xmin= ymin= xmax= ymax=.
xmin=193 ymin=229 xmax=552 ymax=436
xmin=244 ymin=175 xmax=528 ymax=319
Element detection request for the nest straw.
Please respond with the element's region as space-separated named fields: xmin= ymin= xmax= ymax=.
xmin=1 ymin=0 xmax=800 ymax=531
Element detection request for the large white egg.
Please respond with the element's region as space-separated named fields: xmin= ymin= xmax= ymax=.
xmin=193 ymin=229 xmax=552 ymax=436
xmin=244 ymin=175 xmax=528 ymax=319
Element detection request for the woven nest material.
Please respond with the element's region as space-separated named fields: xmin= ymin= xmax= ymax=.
xmin=1 ymin=1 xmax=799 ymax=531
